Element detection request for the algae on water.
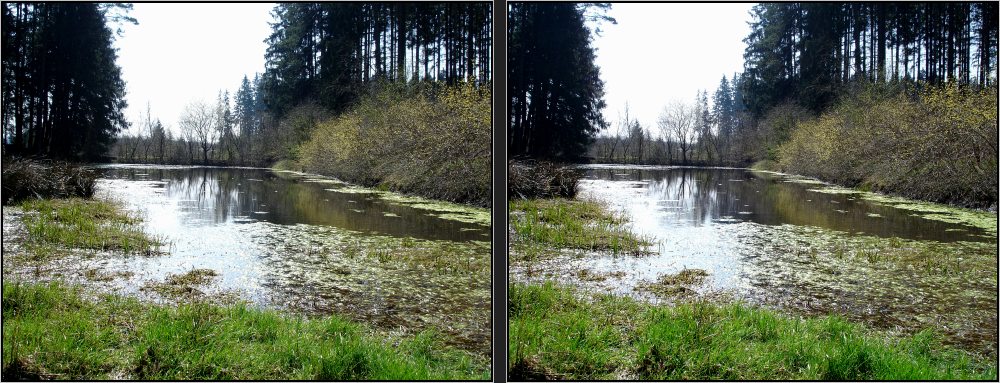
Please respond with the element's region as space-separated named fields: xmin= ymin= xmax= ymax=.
xmin=807 ymin=185 xmax=997 ymax=236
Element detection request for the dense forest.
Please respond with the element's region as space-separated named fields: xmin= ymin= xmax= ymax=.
xmin=507 ymin=2 xmax=612 ymax=161
xmin=113 ymin=3 xmax=492 ymax=171
xmin=582 ymin=2 xmax=998 ymax=207
xmin=1 ymin=3 xmax=134 ymax=160
xmin=740 ymin=2 xmax=997 ymax=115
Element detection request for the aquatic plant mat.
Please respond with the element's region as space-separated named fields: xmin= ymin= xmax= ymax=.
xmin=508 ymin=282 xmax=997 ymax=381
xmin=1 ymin=282 xmax=488 ymax=380
xmin=274 ymin=169 xmax=491 ymax=226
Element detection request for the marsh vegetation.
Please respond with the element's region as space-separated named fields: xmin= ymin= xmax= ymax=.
xmin=2 ymin=282 xmax=488 ymax=380
xmin=508 ymin=283 xmax=996 ymax=381
xmin=2 ymin=167 xmax=492 ymax=379
xmin=508 ymin=166 xmax=997 ymax=380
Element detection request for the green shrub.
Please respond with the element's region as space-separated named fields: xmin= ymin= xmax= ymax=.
xmin=298 ymin=82 xmax=491 ymax=206
xmin=778 ymin=83 xmax=998 ymax=208
xmin=1 ymin=157 xmax=96 ymax=205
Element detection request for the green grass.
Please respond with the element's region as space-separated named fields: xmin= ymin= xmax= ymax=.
xmin=509 ymin=282 xmax=997 ymax=381
xmin=509 ymin=198 xmax=651 ymax=258
xmin=18 ymin=198 xmax=161 ymax=257
xmin=1 ymin=282 xmax=489 ymax=380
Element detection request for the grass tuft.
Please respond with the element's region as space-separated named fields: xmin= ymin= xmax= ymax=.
xmin=510 ymin=198 xmax=652 ymax=258
xmin=18 ymin=198 xmax=162 ymax=257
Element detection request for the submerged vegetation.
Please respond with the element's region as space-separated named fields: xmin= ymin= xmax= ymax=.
xmin=1 ymin=282 xmax=488 ymax=380
xmin=805 ymin=182 xmax=998 ymax=237
xmin=140 ymin=269 xmax=222 ymax=300
xmin=635 ymin=269 xmax=710 ymax=298
xmin=509 ymin=283 xmax=996 ymax=381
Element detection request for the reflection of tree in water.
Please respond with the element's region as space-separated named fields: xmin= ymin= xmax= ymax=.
xmin=105 ymin=167 xmax=488 ymax=241
xmin=640 ymin=168 xmax=750 ymax=226
xmin=160 ymin=168 xmax=255 ymax=225
xmin=586 ymin=167 xmax=990 ymax=242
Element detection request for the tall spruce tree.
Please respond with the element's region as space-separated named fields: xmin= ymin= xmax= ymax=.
xmin=1 ymin=3 xmax=133 ymax=160
xmin=508 ymin=2 xmax=611 ymax=160
xmin=260 ymin=3 xmax=492 ymax=120
xmin=740 ymin=2 xmax=998 ymax=118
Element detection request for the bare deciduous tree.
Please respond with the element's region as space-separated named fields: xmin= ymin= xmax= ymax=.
xmin=659 ymin=100 xmax=697 ymax=165
xmin=180 ymin=100 xmax=217 ymax=164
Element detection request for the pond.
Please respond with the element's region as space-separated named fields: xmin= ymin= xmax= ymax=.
xmin=63 ymin=165 xmax=491 ymax=356
xmin=512 ymin=165 xmax=997 ymax=357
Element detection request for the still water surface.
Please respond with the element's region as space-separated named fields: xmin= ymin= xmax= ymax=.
xmin=515 ymin=165 xmax=997 ymax=356
xmin=89 ymin=165 xmax=491 ymax=355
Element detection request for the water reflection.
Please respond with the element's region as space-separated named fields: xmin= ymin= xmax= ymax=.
xmin=85 ymin=165 xmax=491 ymax=355
xmin=98 ymin=166 xmax=488 ymax=241
xmin=582 ymin=167 xmax=989 ymax=242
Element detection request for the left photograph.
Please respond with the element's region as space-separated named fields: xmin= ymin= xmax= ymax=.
xmin=2 ymin=2 xmax=492 ymax=380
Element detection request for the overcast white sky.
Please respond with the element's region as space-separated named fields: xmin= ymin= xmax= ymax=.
xmin=113 ymin=3 xmax=752 ymax=137
xmin=114 ymin=3 xmax=274 ymax=135
xmin=590 ymin=3 xmax=755 ymax=135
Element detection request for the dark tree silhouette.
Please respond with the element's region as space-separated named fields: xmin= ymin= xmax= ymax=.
xmin=739 ymin=2 xmax=998 ymax=117
xmin=2 ymin=3 xmax=133 ymax=160
xmin=508 ymin=2 xmax=612 ymax=160
xmin=260 ymin=3 xmax=492 ymax=118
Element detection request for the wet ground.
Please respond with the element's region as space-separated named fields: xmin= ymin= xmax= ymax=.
xmin=510 ymin=165 xmax=998 ymax=357
xmin=2 ymin=165 xmax=492 ymax=356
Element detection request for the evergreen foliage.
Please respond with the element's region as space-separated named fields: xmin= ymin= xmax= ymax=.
xmin=740 ymin=2 xmax=998 ymax=116
xmin=261 ymin=3 xmax=492 ymax=118
xmin=1 ymin=3 xmax=133 ymax=160
xmin=508 ymin=3 xmax=612 ymax=161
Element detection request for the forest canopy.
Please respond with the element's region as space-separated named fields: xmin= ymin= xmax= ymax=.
xmin=1 ymin=3 xmax=133 ymax=160
xmin=260 ymin=2 xmax=493 ymax=118
xmin=507 ymin=2 xmax=612 ymax=161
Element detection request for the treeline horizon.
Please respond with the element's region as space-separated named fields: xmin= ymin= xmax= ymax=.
xmin=590 ymin=2 xmax=999 ymax=169
xmin=106 ymin=3 xmax=493 ymax=205
xmin=112 ymin=2 xmax=492 ymax=168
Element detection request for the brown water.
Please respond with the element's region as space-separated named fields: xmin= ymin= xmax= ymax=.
xmin=513 ymin=165 xmax=998 ymax=357
xmin=81 ymin=165 xmax=491 ymax=355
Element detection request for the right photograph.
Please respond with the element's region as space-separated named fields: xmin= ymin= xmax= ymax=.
xmin=507 ymin=2 xmax=998 ymax=381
